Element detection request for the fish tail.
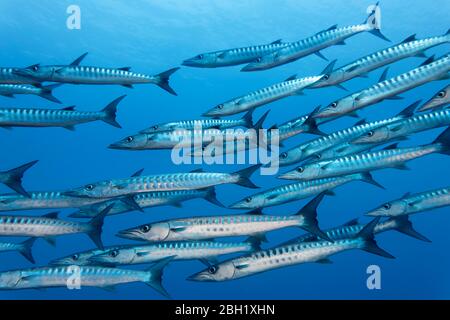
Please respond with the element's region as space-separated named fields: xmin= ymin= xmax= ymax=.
xmin=241 ymin=109 xmax=254 ymax=128
xmin=203 ymin=187 xmax=225 ymax=208
xmin=303 ymin=106 xmax=327 ymax=136
xmin=295 ymin=192 xmax=332 ymax=242
xmin=245 ymin=236 xmax=263 ymax=251
xmin=365 ymin=2 xmax=391 ymax=42
xmin=153 ymin=67 xmax=180 ymax=96
xmin=145 ymin=256 xmax=174 ymax=298
xmin=68 ymin=206 xmax=94 ymax=218
xmin=39 ymin=84 xmax=62 ymax=104
xmin=232 ymin=164 xmax=261 ymax=189
xmin=0 ymin=160 xmax=38 ymax=197
xmin=432 ymin=126 xmax=450 ymax=155
xmin=18 ymin=238 xmax=37 ymax=264
xmin=357 ymin=172 xmax=385 ymax=190
xmin=86 ymin=204 xmax=114 ymax=250
xmin=389 ymin=216 xmax=431 ymax=242
xmin=357 ymin=217 xmax=395 ymax=259
xmin=253 ymin=110 xmax=270 ymax=131
xmin=101 ymin=95 xmax=126 ymax=128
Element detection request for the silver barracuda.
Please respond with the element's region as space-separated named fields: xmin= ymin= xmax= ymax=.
xmin=140 ymin=110 xmax=255 ymax=134
xmin=279 ymin=127 xmax=450 ymax=181
xmin=313 ymin=54 xmax=450 ymax=119
xmin=276 ymin=102 xmax=417 ymax=167
xmin=0 ymin=206 xmax=112 ymax=249
xmin=0 ymin=95 xmax=125 ymax=130
xmin=419 ymin=84 xmax=450 ymax=111
xmin=312 ymin=30 xmax=450 ymax=89
xmin=229 ymin=172 xmax=383 ymax=210
xmin=282 ymin=216 xmax=430 ymax=245
xmin=89 ymin=240 xmax=260 ymax=266
xmin=117 ymin=193 xmax=331 ymax=242
xmin=187 ymin=217 xmax=394 ymax=282
xmin=50 ymin=245 xmax=135 ymax=266
xmin=353 ymin=103 xmax=450 ymax=145
xmin=240 ymin=3 xmax=390 ymax=72
xmin=0 ymin=84 xmax=61 ymax=103
xmin=0 ymin=257 xmax=173 ymax=297
xmin=366 ymin=186 xmax=450 ymax=217
xmin=12 ymin=53 xmax=179 ymax=95
xmin=109 ymin=112 xmax=269 ymax=150
xmin=0 ymin=161 xmax=38 ymax=197
xmin=69 ymin=187 xmax=224 ymax=218
xmin=0 ymin=191 xmax=106 ymax=213
xmin=182 ymin=39 xmax=290 ymax=68
xmin=0 ymin=238 xmax=36 ymax=264
xmin=63 ymin=166 xmax=261 ymax=207
xmin=202 ymin=65 xmax=332 ymax=117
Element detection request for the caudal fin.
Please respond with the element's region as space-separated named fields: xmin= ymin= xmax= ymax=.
xmin=241 ymin=110 xmax=254 ymax=128
xmin=145 ymin=256 xmax=174 ymax=298
xmin=390 ymin=216 xmax=431 ymax=242
xmin=357 ymin=172 xmax=385 ymax=190
xmin=0 ymin=160 xmax=38 ymax=197
xmin=357 ymin=217 xmax=395 ymax=259
xmin=232 ymin=164 xmax=261 ymax=189
xmin=101 ymin=95 xmax=126 ymax=128
xmin=433 ymin=126 xmax=450 ymax=155
xmin=18 ymin=238 xmax=37 ymax=264
xmin=295 ymin=192 xmax=332 ymax=242
xmin=154 ymin=67 xmax=180 ymax=96
xmin=39 ymin=84 xmax=62 ymax=104
xmin=203 ymin=187 xmax=225 ymax=208
xmin=365 ymin=2 xmax=391 ymax=42
xmin=303 ymin=106 xmax=327 ymax=136
xmin=87 ymin=204 xmax=114 ymax=250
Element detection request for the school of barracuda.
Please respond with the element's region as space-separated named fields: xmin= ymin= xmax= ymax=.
xmin=0 ymin=2 xmax=449 ymax=297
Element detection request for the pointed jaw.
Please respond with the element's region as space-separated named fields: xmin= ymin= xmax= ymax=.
xmin=116 ymin=229 xmax=142 ymax=241
xmin=278 ymin=171 xmax=298 ymax=180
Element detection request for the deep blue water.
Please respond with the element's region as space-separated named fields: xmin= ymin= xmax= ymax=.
xmin=0 ymin=0 xmax=449 ymax=299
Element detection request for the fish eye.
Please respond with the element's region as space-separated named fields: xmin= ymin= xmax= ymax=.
xmin=208 ymin=266 xmax=218 ymax=274
xmin=126 ymin=136 xmax=134 ymax=143
xmin=256 ymin=57 xmax=262 ymax=62
xmin=85 ymin=184 xmax=95 ymax=191
xmin=383 ymin=203 xmax=391 ymax=210
xmin=280 ymin=152 xmax=288 ymax=159
xmin=437 ymin=91 xmax=446 ymax=98
xmin=315 ymin=154 xmax=322 ymax=159
xmin=72 ymin=254 xmax=79 ymax=261
xmin=245 ymin=197 xmax=252 ymax=203
xmin=330 ymin=102 xmax=338 ymax=108
xmin=367 ymin=131 xmax=374 ymax=137
xmin=322 ymin=74 xmax=330 ymax=80
xmin=141 ymin=225 xmax=151 ymax=233
xmin=197 ymin=54 xmax=204 ymax=60
xmin=297 ymin=167 xmax=304 ymax=173
xmin=32 ymin=65 xmax=38 ymax=71
xmin=152 ymin=125 xmax=158 ymax=130
xmin=217 ymin=104 xmax=224 ymax=110
xmin=109 ymin=250 xmax=119 ymax=257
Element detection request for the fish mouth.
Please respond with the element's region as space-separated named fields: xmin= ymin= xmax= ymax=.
xmin=108 ymin=142 xmax=128 ymax=150
xmin=186 ymin=272 xmax=215 ymax=282
xmin=12 ymin=69 xmax=34 ymax=77
xmin=182 ymin=58 xmax=202 ymax=67
xmin=240 ymin=64 xmax=258 ymax=72
xmin=201 ymin=109 xmax=219 ymax=117
xmin=116 ymin=230 xmax=142 ymax=241
xmin=277 ymin=171 xmax=298 ymax=180
xmin=62 ymin=190 xmax=94 ymax=198
xmin=228 ymin=199 xmax=250 ymax=209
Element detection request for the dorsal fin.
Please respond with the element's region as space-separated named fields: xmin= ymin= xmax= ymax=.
xmin=131 ymin=169 xmax=144 ymax=177
xmin=396 ymin=100 xmax=421 ymax=118
xmin=26 ymin=63 xmax=40 ymax=69
xmin=70 ymin=52 xmax=88 ymax=66
xmin=190 ymin=168 xmax=204 ymax=173
xmin=378 ymin=68 xmax=389 ymax=82
xmin=420 ymin=55 xmax=435 ymax=67
xmin=383 ymin=143 xmax=399 ymax=150
xmin=342 ymin=218 xmax=359 ymax=227
xmin=285 ymin=74 xmax=297 ymax=81
xmin=320 ymin=59 xmax=337 ymax=75
xmin=323 ymin=24 xmax=337 ymax=32
xmin=401 ymin=192 xmax=412 ymax=199
xmin=43 ymin=212 xmax=59 ymax=219
xmin=400 ymin=34 xmax=417 ymax=44
xmin=62 ymin=106 xmax=76 ymax=111
xmin=245 ymin=208 xmax=263 ymax=215
xmin=270 ymin=39 xmax=282 ymax=45
xmin=118 ymin=67 xmax=131 ymax=71
xmin=354 ymin=119 xmax=367 ymax=126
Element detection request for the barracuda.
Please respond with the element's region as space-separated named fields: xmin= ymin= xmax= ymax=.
xmin=0 ymin=84 xmax=61 ymax=103
xmin=280 ymin=127 xmax=450 ymax=181
xmin=0 ymin=206 xmax=112 ymax=249
xmin=276 ymin=102 xmax=416 ymax=167
xmin=282 ymin=216 xmax=430 ymax=245
xmin=312 ymin=30 xmax=450 ymax=89
xmin=12 ymin=53 xmax=179 ymax=95
xmin=187 ymin=217 xmax=394 ymax=282
xmin=240 ymin=3 xmax=390 ymax=72
xmin=0 ymin=238 xmax=36 ymax=264
xmin=63 ymin=166 xmax=261 ymax=204
xmin=117 ymin=193 xmax=331 ymax=242
xmin=419 ymin=84 xmax=450 ymax=111
xmin=0 ymin=161 xmax=38 ymax=197
xmin=140 ymin=110 xmax=254 ymax=134
xmin=70 ymin=187 xmax=224 ymax=218
xmin=314 ymin=54 xmax=450 ymax=119
xmin=366 ymin=186 xmax=450 ymax=217
xmin=353 ymin=103 xmax=450 ymax=144
xmin=304 ymin=141 xmax=382 ymax=163
xmin=0 ymin=257 xmax=173 ymax=297
xmin=229 ymin=172 xmax=383 ymax=210
xmin=0 ymin=191 xmax=105 ymax=213
xmin=182 ymin=39 xmax=290 ymax=68
xmin=0 ymin=67 xmax=41 ymax=85
xmin=0 ymin=95 xmax=125 ymax=130
xmin=109 ymin=112 xmax=269 ymax=150
xmin=50 ymin=245 xmax=134 ymax=266
xmin=202 ymin=72 xmax=328 ymax=117
xmin=89 ymin=240 xmax=260 ymax=266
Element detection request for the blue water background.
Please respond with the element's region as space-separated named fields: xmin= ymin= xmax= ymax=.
xmin=0 ymin=0 xmax=449 ymax=299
